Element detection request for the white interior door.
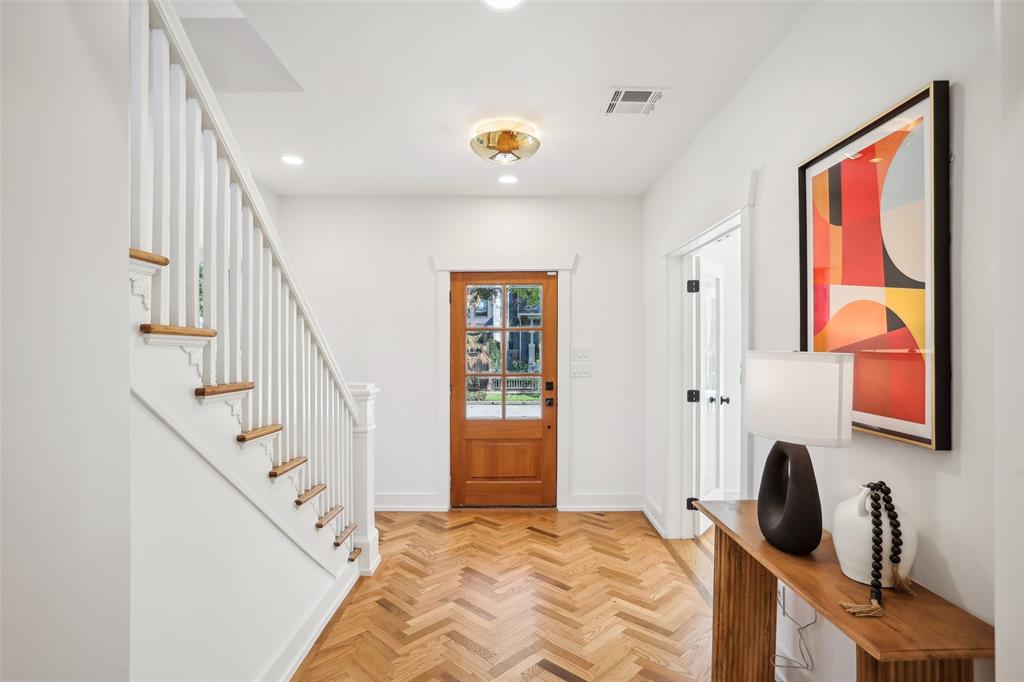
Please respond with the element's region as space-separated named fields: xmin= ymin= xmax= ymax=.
xmin=694 ymin=256 xmax=724 ymax=534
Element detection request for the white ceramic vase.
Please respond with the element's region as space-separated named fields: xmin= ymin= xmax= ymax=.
xmin=832 ymin=486 xmax=917 ymax=587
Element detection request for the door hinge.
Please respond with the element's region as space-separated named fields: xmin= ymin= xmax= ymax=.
xmin=686 ymin=389 xmax=700 ymax=403
xmin=449 ymin=291 xmax=452 ymax=304
xmin=686 ymin=279 xmax=700 ymax=293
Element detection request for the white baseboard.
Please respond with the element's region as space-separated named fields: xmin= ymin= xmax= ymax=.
xmin=557 ymin=492 xmax=644 ymax=512
xmin=643 ymin=497 xmax=668 ymax=538
xmin=261 ymin=564 xmax=361 ymax=681
xmin=376 ymin=492 xmax=645 ymax=513
xmin=375 ymin=491 xmax=448 ymax=511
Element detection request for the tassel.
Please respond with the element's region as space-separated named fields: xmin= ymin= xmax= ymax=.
xmin=840 ymin=598 xmax=884 ymax=617
xmin=892 ymin=565 xmax=916 ymax=596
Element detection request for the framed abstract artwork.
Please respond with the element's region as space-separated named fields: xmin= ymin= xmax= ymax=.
xmin=799 ymin=81 xmax=950 ymax=450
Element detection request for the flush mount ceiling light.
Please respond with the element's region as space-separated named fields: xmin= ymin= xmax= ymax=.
xmin=280 ymin=154 xmax=304 ymax=166
xmin=481 ymin=0 xmax=524 ymax=11
xmin=498 ymin=174 xmax=518 ymax=185
xmin=470 ymin=120 xmax=540 ymax=166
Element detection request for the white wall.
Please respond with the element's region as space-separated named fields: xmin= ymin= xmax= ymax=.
xmin=642 ymin=2 xmax=999 ymax=680
xmin=276 ymin=197 xmax=644 ymax=511
xmin=129 ymin=399 xmax=338 ymax=680
xmin=993 ymin=1 xmax=1024 ymax=678
xmin=1 ymin=1 xmax=131 ymax=678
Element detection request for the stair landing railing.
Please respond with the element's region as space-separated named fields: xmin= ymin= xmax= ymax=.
xmin=129 ymin=0 xmax=378 ymax=573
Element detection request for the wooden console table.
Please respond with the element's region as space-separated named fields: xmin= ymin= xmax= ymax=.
xmin=695 ymin=500 xmax=994 ymax=682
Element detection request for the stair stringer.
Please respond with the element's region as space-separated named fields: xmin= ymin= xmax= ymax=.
xmin=129 ymin=277 xmax=349 ymax=578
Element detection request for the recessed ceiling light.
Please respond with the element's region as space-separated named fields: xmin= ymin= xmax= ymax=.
xmin=281 ymin=154 xmax=304 ymax=166
xmin=498 ymin=175 xmax=518 ymax=185
xmin=481 ymin=0 xmax=524 ymax=11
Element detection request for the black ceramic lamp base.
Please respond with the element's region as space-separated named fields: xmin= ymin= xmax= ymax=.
xmin=757 ymin=441 xmax=823 ymax=555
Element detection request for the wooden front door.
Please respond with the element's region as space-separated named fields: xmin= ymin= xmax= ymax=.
xmin=451 ymin=272 xmax=557 ymax=507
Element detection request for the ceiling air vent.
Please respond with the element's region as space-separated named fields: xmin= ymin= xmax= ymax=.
xmin=604 ymin=87 xmax=666 ymax=116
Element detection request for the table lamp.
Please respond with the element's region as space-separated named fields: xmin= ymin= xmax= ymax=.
xmin=743 ymin=351 xmax=854 ymax=555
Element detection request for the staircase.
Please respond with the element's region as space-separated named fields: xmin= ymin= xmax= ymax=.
xmin=126 ymin=0 xmax=379 ymax=592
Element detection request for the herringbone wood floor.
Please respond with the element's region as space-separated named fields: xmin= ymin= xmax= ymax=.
xmin=295 ymin=511 xmax=714 ymax=681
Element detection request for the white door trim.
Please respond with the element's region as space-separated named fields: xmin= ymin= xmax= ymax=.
xmin=427 ymin=254 xmax=578 ymax=511
xmin=664 ymin=208 xmax=753 ymax=538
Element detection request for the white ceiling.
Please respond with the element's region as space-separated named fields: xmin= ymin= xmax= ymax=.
xmin=181 ymin=1 xmax=810 ymax=197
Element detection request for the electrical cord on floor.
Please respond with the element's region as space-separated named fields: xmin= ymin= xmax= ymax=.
xmin=771 ymin=586 xmax=817 ymax=671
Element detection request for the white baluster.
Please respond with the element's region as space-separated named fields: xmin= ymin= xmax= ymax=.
xmin=251 ymin=230 xmax=264 ymax=428
xmin=296 ymin=316 xmax=306 ymax=469
xmin=316 ymin=354 xmax=323 ymax=493
xmin=331 ymin=385 xmax=338 ymax=524
xmin=303 ymin=327 xmax=311 ymax=481
xmin=130 ymin=0 xmax=151 ymax=252
xmin=346 ymin=408 xmax=354 ymax=546
xmin=201 ymin=132 xmax=218 ymax=384
xmin=241 ymin=208 xmax=255 ymax=431
xmin=282 ymin=288 xmax=290 ymax=462
xmin=228 ymin=185 xmax=243 ymax=384
xmin=150 ymin=29 xmax=171 ymax=323
xmin=261 ymin=243 xmax=274 ymax=439
xmin=184 ymin=99 xmax=202 ymax=328
xmin=335 ymin=388 xmax=342 ymax=533
xmin=288 ymin=298 xmax=299 ymax=475
xmin=215 ymin=161 xmax=231 ymax=384
xmin=272 ymin=266 xmax=284 ymax=437
xmin=167 ymin=65 xmax=187 ymax=327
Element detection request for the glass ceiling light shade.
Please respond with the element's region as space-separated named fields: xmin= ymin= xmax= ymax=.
xmin=470 ymin=120 xmax=540 ymax=165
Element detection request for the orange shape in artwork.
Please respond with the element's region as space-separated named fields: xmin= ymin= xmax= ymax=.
xmin=813 ymin=299 xmax=887 ymax=352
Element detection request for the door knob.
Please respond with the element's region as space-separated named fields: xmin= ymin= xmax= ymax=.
xmin=707 ymin=396 xmax=716 ymax=404
xmin=545 ymin=398 xmax=554 ymax=407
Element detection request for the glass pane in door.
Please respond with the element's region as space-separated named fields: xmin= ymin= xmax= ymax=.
xmin=466 ymin=332 xmax=502 ymax=373
xmin=507 ymin=286 xmax=542 ymax=327
xmin=505 ymin=331 xmax=541 ymax=373
xmin=466 ymin=376 xmax=502 ymax=419
xmin=466 ymin=286 xmax=502 ymax=327
xmin=505 ymin=377 xmax=541 ymax=419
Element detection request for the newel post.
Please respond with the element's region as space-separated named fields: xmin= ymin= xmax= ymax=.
xmin=350 ymin=383 xmax=381 ymax=576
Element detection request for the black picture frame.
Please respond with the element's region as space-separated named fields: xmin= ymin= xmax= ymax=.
xmin=798 ymin=81 xmax=951 ymax=450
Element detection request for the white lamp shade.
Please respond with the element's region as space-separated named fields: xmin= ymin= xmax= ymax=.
xmin=743 ymin=351 xmax=854 ymax=447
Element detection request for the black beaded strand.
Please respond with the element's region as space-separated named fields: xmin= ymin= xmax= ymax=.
xmin=840 ymin=481 xmax=910 ymax=617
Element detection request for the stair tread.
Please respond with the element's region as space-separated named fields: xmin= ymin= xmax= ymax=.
xmin=348 ymin=547 xmax=362 ymax=562
xmin=296 ymin=484 xmax=327 ymax=507
xmin=316 ymin=505 xmax=343 ymax=529
xmin=268 ymin=456 xmax=307 ymax=479
xmin=195 ymin=382 xmax=255 ymax=397
xmin=237 ymin=424 xmax=283 ymax=442
xmin=129 ymin=248 xmax=170 ymax=266
xmin=140 ymin=323 xmax=216 ymax=338
xmin=334 ymin=523 xmax=357 ymax=547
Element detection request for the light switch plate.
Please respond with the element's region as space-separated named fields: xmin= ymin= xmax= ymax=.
xmin=571 ymin=362 xmax=591 ymax=377
xmin=571 ymin=345 xmax=592 ymax=361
